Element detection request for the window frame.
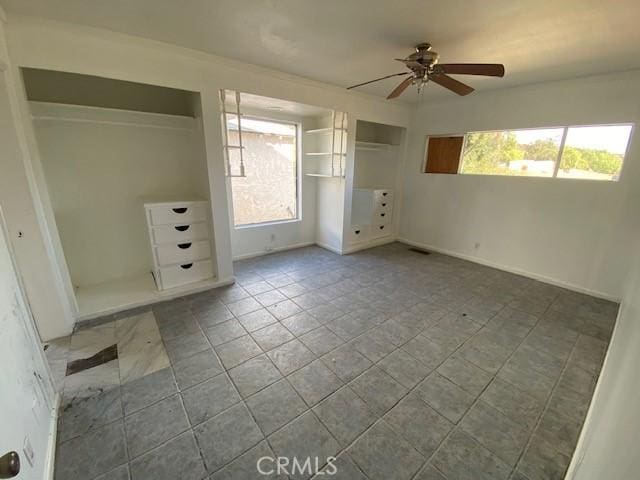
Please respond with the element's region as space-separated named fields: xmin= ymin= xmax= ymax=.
xmin=424 ymin=122 xmax=634 ymax=182
xmin=227 ymin=114 xmax=302 ymax=228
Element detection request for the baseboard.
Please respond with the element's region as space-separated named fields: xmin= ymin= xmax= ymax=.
xmin=232 ymin=242 xmax=315 ymax=261
xmin=315 ymin=241 xmax=344 ymax=255
xmin=314 ymin=236 xmax=398 ymax=256
xmin=45 ymin=393 xmax=60 ymax=480
xmin=398 ymin=237 xmax=620 ymax=302
xmin=342 ymin=236 xmax=397 ymax=254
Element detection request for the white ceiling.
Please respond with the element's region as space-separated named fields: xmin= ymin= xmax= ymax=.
xmin=224 ymin=91 xmax=332 ymax=118
xmin=2 ymin=0 xmax=640 ymax=102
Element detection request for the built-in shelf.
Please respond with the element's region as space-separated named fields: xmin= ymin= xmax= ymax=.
xmin=305 ymin=127 xmax=347 ymax=134
xmin=305 ymin=173 xmax=341 ymax=178
xmin=355 ymin=141 xmax=396 ymax=151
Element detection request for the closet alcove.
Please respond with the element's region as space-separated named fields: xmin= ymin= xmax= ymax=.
xmin=347 ymin=119 xmax=406 ymax=249
xmin=22 ymin=68 xmax=220 ymax=320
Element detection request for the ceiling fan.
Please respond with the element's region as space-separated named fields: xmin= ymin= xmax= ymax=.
xmin=347 ymin=42 xmax=505 ymax=99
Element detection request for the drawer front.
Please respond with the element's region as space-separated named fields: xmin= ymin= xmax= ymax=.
xmin=159 ymin=259 xmax=213 ymax=290
xmin=152 ymin=223 xmax=209 ymax=245
xmin=374 ymin=190 xmax=393 ymax=203
xmin=375 ymin=197 xmax=393 ymax=210
xmin=370 ymin=223 xmax=391 ymax=239
xmin=149 ymin=204 xmax=208 ymax=226
xmin=347 ymin=225 xmax=369 ymax=244
xmin=372 ymin=209 xmax=392 ymax=224
xmin=155 ymin=240 xmax=211 ymax=266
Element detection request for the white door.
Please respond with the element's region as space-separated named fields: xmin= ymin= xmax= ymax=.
xmin=0 ymin=203 xmax=56 ymax=478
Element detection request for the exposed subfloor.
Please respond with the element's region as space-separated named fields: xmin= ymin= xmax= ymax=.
xmin=45 ymin=242 xmax=617 ymax=480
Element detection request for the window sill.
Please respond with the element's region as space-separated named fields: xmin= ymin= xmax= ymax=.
xmin=234 ymin=218 xmax=301 ymax=230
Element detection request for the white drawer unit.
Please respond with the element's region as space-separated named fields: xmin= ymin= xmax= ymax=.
xmin=347 ymin=225 xmax=370 ymax=244
xmin=152 ymin=223 xmax=210 ymax=245
xmin=159 ymin=260 xmax=213 ymax=290
xmin=370 ymin=223 xmax=391 ymax=239
xmin=149 ymin=203 xmax=208 ymax=226
xmin=374 ymin=189 xmax=393 ymax=203
xmin=144 ymin=200 xmax=214 ymax=290
xmin=350 ymin=188 xmax=394 ymax=242
xmin=155 ymin=240 xmax=211 ymax=266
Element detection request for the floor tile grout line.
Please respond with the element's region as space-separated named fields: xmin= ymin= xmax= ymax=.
xmin=274 ymin=300 xmax=507 ymax=478
xmin=172 ymin=381 xmax=209 ymax=477
xmin=181 ymin=305 xmax=248 ymax=476
xmin=423 ymin=293 xmax=579 ymax=479
xmin=190 ymin=283 xmax=381 ymax=476
xmin=61 ymin=289 xmax=443 ymax=446
xmin=55 ymin=245 xmax=616 ymax=480
xmin=113 ymin=310 xmax=201 ymax=475
xmin=403 ymin=296 xmax=558 ymax=480
xmin=508 ymin=330 xmax=583 ymax=479
xmin=186 ymin=300 xmax=279 ymax=477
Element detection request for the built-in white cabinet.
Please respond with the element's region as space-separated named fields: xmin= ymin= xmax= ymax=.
xmin=352 ymin=188 xmax=393 ymax=225
xmin=25 ymin=70 xmax=226 ymax=321
xmin=351 ymin=188 xmax=394 ymax=243
xmin=304 ymin=111 xmax=348 ymax=178
xmin=346 ymin=120 xmax=405 ymax=250
xmin=144 ymin=200 xmax=214 ymax=290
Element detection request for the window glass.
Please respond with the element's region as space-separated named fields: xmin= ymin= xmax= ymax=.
xmin=557 ymin=125 xmax=632 ymax=181
xmin=227 ymin=116 xmax=298 ymax=226
xmin=460 ymin=129 xmax=563 ymax=177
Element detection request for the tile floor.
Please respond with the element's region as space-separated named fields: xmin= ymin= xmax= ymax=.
xmin=45 ymin=243 xmax=616 ymax=480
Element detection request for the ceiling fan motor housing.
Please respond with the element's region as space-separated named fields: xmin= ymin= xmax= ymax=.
xmin=347 ymin=41 xmax=504 ymax=99
xmin=408 ymin=43 xmax=439 ymax=74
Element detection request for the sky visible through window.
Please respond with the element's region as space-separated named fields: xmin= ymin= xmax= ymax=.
xmin=459 ymin=124 xmax=632 ymax=181
xmin=563 ymin=125 xmax=632 ymax=154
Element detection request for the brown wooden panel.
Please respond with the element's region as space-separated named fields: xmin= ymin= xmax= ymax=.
xmin=424 ymin=136 xmax=464 ymax=174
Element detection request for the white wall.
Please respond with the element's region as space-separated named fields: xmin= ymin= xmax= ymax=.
xmin=400 ymin=70 xmax=640 ymax=300
xmin=316 ymin=177 xmax=347 ymax=252
xmin=566 ymin=227 xmax=640 ymax=479
xmin=31 ymin=102 xmax=208 ymax=287
xmin=0 ymin=14 xmax=74 ymax=340
xmin=353 ymin=148 xmax=401 ymax=189
xmin=0 ymin=206 xmax=57 ymax=480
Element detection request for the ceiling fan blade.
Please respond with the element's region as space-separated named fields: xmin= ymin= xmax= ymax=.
xmin=428 ymin=74 xmax=474 ymax=96
xmin=436 ymin=63 xmax=505 ymax=77
xmin=347 ymin=72 xmax=410 ymax=90
xmin=395 ymin=58 xmax=425 ymax=69
xmin=387 ymin=76 xmax=415 ymax=99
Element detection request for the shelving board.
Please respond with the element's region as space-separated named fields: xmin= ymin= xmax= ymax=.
xmin=355 ymin=141 xmax=396 ymax=151
xmin=305 ymin=173 xmax=341 ymax=178
xmin=306 ymin=152 xmax=347 ymax=156
xmin=305 ymin=127 xmax=347 ymax=134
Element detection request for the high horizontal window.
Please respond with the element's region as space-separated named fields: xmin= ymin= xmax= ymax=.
xmin=425 ymin=124 xmax=633 ymax=181
xmin=556 ymin=125 xmax=632 ymax=181
xmin=226 ymin=115 xmax=299 ymax=226
xmin=461 ymin=128 xmax=563 ymax=178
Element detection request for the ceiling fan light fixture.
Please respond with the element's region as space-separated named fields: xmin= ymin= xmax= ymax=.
xmin=347 ymin=42 xmax=505 ymax=100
